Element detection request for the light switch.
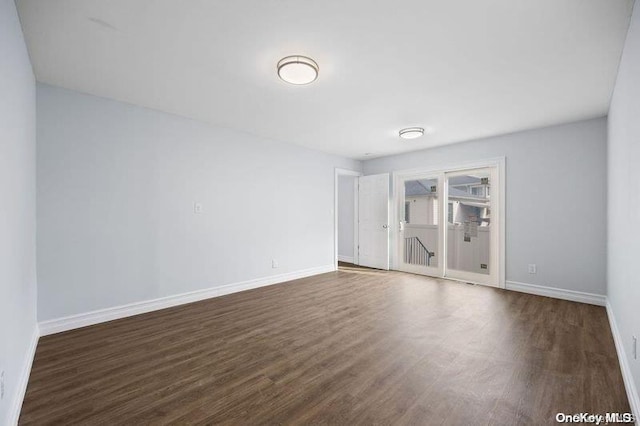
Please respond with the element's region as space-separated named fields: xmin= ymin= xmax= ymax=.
xmin=194 ymin=202 xmax=203 ymax=214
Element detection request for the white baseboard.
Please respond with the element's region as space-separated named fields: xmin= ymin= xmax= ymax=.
xmin=606 ymin=300 xmax=640 ymax=424
xmin=337 ymin=255 xmax=354 ymax=263
xmin=505 ymin=281 xmax=606 ymax=306
xmin=9 ymin=326 xmax=39 ymax=426
xmin=39 ymin=264 xmax=335 ymax=336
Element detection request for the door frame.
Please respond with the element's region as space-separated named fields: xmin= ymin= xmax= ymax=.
xmin=391 ymin=157 xmax=506 ymax=288
xmin=334 ymin=168 xmax=362 ymax=270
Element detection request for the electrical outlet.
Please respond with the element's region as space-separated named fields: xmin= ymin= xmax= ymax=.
xmin=528 ymin=264 xmax=537 ymax=274
xmin=633 ymin=336 xmax=637 ymax=360
xmin=1 ymin=370 xmax=4 ymax=400
xmin=272 ymin=259 xmax=279 ymax=269
xmin=194 ymin=202 xmax=203 ymax=214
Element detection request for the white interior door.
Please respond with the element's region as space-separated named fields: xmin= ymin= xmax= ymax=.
xmin=358 ymin=173 xmax=390 ymax=270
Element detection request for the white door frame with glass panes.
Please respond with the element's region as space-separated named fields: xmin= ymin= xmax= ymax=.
xmin=392 ymin=158 xmax=505 ymax=288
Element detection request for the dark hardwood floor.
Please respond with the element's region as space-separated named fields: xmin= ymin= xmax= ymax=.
xmin=20 ymin=268 xmax=629 ymax=425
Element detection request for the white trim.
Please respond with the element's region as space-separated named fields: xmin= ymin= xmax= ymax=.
xmin=334 ymin=168 xmax=362 ymax=271
xmin=505 ymin=280 xmax=606 ymax=306
xmin=606 ymin=300 xmax=640 ymax=424
xmin=390 ymin=157 xmax=508 ymax=178
xmin=9 ymin=326 xmax=39 ymax=426
xmin=337 ymin=255 xmax=355 ymax=263
xmin=353 ymin=177 xmax=359 ymax=266
xmin=39 ymin=264 xmax=334 ymax=336
xmin=497 ymin=158 xmax=506 ymax=289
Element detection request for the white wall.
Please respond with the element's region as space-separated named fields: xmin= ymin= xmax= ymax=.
xmin=364 ymin=117 xmax=607 ymax=294
xmin=337 ymin=175 xmax=356 ymax=261
xmin=0 ymin=0 xmax=38 ymax=423
xmin=36 ymin=84 xmax=360 ymax=321
xmin=608 ymin=1 xmax=640 ymax=411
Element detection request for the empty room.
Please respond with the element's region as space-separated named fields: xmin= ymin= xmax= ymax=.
xmin=2 ymin=0 xmax=640 ymax=424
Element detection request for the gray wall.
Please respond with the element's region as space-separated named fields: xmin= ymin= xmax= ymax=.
xmin=0 ymin=0 xmax=37 ymax=423
xmin=338 ymin=175 xmax=356 ymax=259
xmin=37 ymin=84 xmax=360 ymax=321
xmin=608 ymin=2 xmax=640 ymax=405
xmin=364 ymin=117 xmax=607 ymax=294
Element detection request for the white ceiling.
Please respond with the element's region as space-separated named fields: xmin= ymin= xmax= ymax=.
xmin=17 ymin=0 xmax=634 ymax=159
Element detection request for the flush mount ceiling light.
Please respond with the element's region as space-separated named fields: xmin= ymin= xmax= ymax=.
xmin=277 ymin=55 xmax=319 ymax=85
xmin=399 ymin=127 xmax=425 ymax=139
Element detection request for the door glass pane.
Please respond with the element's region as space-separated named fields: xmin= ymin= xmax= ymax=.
xmin=403 ymin=178 xmax=438 ymax=267
xmin=446 ymin=172 xmax=491 ymax=275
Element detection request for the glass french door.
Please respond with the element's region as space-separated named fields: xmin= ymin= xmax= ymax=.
xmin=398 ymin=174 xmax=443 ymax=277
xmin=444 ymin=167 xmax=497 ymax=286
xmin=397 ymin=165 xmax=500 ymax=287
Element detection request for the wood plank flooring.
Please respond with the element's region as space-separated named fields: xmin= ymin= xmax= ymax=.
xmin=20 ymin=268 xmax=630 ymax=425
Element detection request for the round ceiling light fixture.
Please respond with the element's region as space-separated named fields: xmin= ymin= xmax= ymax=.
xmin=277 ymin=55 xmax=319 ymax=85
xmin=399 ymin=127 xmax=425 ymax=139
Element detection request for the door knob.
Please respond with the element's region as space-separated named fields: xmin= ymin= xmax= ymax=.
xmin=382 ymin=224 xmax=389 ymax=229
